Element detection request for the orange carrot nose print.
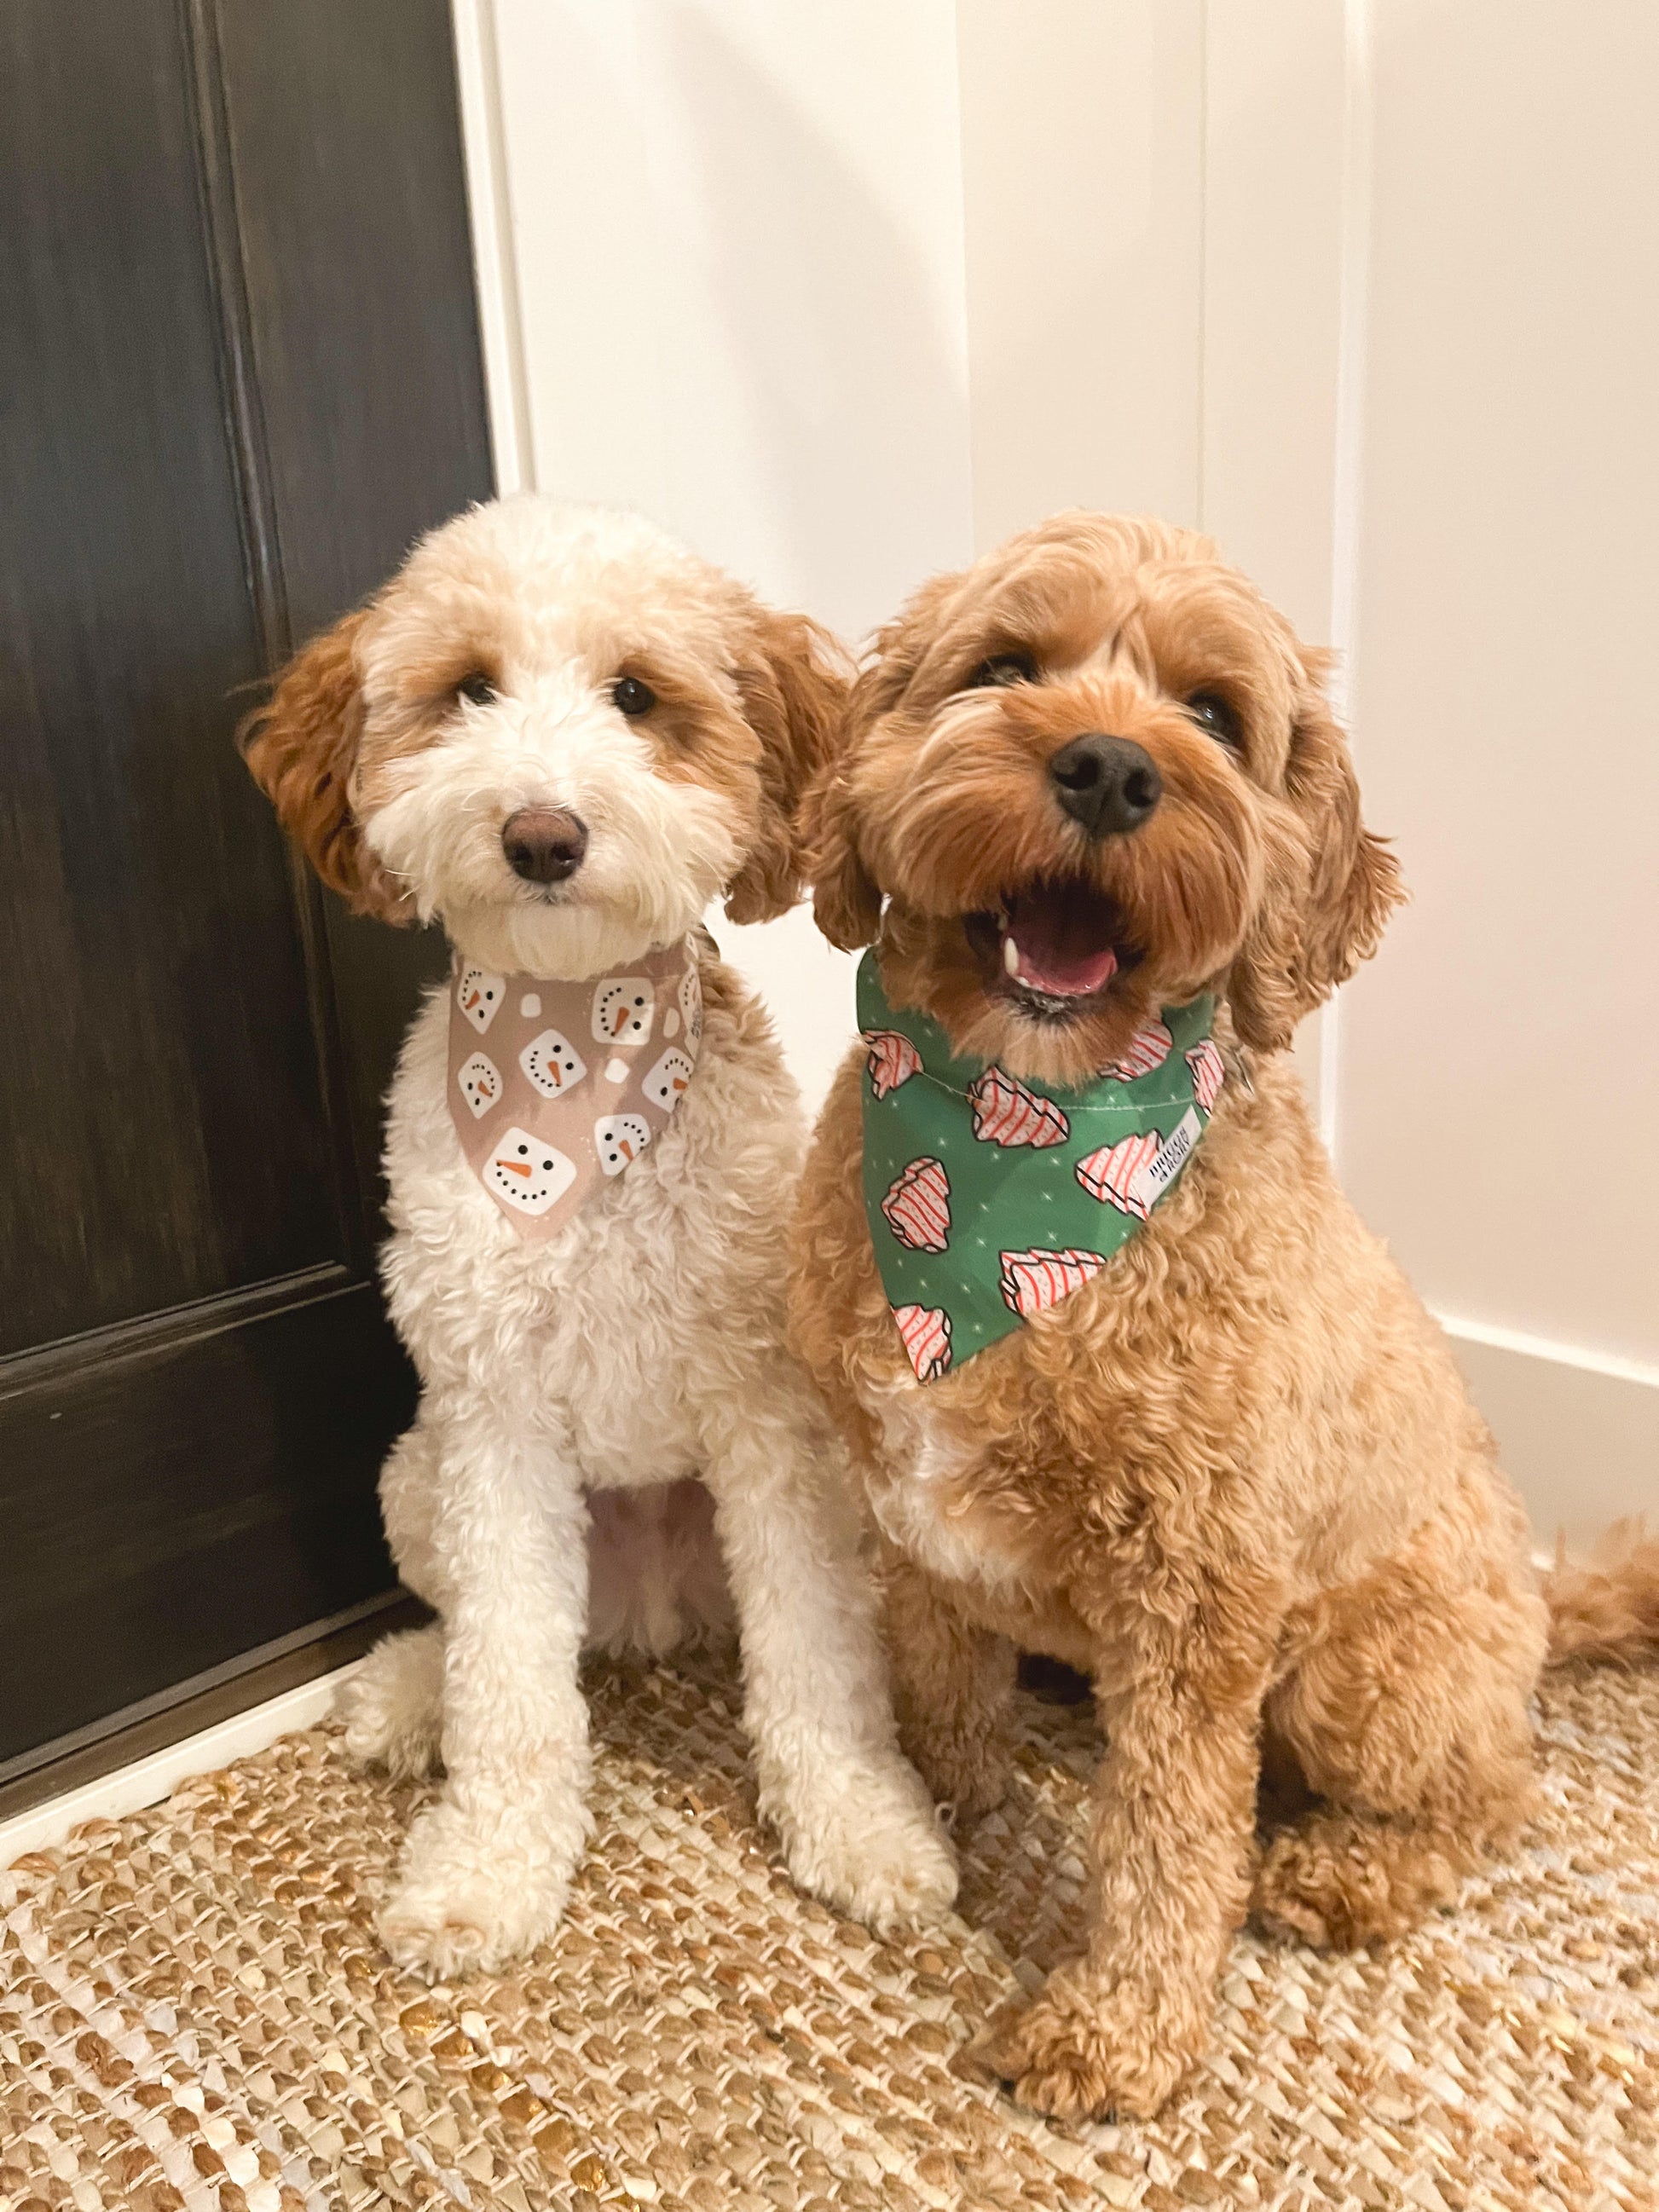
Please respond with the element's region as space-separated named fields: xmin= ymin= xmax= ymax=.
xmin=611 ymin=1005 xmax=630 ymax=1036
xmin=495 ymin=1157 xmax=532 ymax=1178
xmin=672 ymin=1076 xmax=687 ymax=1093
xmin=619 ymin=1140 xmax=635 ymax=1162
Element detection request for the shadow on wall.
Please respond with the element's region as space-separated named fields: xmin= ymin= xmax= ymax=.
xmin=641 ymin=7 xmax=973 ymax=639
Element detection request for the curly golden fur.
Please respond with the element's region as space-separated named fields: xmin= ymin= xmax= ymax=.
xmin=786 ymin=511 xmax=1659 ymax=2122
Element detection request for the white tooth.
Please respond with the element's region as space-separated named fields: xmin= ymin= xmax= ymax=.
xmin=1003 ymin=933 xmax=1020 ymax=977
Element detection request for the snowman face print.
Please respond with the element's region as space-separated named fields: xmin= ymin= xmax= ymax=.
xmin=484 ymin=1128 xmax=577 ymax=1217
xmin=592 ymin=978 xmax=654 ymax=1046
xmin=457 ymin=965 xmax=505 ymax=1034
xmin=520 ymin=1030 xmax=587 ymax=1099
xmin=457 ymin=1052 xmax=502 ymax=1119
xmin=643 ymin=1048 xmax=695 ymax=1114
xmin=594 ymin=1112 xmax=652 ymax=1175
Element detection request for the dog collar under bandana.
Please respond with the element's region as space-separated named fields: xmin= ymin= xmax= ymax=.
xmin=858 ymin=950 xmax=1222 ymax=1381
xmin=447 ymin=937 xmax=702 ymax=1239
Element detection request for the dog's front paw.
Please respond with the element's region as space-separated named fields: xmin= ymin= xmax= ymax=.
xmin=772 ymin=1752 xmax=959 ymax=1933
xmin=339 ymin=1626 xmax=445 ymax=1781
xmin=1251 ymin=1811 xmax=1461 ymax=1950
xmin=964 ymin=1972 xmax=1207 ymax=2122
xmin=378 ymin=1791 xmax=592 ymax=1980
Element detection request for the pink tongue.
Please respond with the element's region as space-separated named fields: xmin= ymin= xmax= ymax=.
xmin=1007 ymin=893 xmax=1120 ymax=997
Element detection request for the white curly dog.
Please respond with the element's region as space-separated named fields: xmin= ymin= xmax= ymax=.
xmin=242 ymin=495 xmax=957 ymax=1978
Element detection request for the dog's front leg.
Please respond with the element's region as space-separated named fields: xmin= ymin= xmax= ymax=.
xmin=971 ymin=1567 xmax=1279 ymax=2120
xmin=377 ymin=1397 xmax=592 ymax=1980
xmin=340 ymin=1411 xmax=448 ymax=1782
xmin=880 ymin=1540 xmax=1018 ymax=1816
xmin=702 ymin=1382 xmax=959 ymax=1932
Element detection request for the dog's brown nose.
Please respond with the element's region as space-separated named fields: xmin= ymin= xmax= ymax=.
xmin=502 ymin=806 xmax=588 ymax=884
xmin=1049 ymin=734 xmax=1161 ymax=838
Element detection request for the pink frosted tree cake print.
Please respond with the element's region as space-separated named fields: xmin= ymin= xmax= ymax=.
xmin=882 ymin=1158 xmax=952 ymax=1252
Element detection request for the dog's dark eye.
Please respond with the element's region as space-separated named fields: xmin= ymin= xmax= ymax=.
xmin=1185 ymin=691 xmax=1242 ymax=748
xmin=455 ymin=672 xmax=497 ymax=707
xmin=968 ymin=650 xmax=1038 ymax=690
xmin=612 ymin=676 xmax=656 ymax=718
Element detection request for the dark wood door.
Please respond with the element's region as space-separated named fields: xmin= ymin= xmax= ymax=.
xmin=0 ymin=0 xmax=491 ymax=1787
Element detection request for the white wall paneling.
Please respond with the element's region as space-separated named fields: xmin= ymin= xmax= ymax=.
xmin=1199 ymin=0 xmax=1657 ymax=1537
xmin=456 ymin=0 xmax=1656 ymax=1541
xmin=1449 ymin=1329 xmax=1659 ymax=1556
xmin=452 ymin=0 xmax=535 ymax=494
xmin=1337 ymin=5 xmax=1659 ymax=1359
xmin=484 ymin=0 xmax=975 ymax=638
xmin=1199 ymin=0 xmax=1356 ymax=1134
xmin=956 ymin=0 xmax=1205 ymax=547
xmin=1327 ymin=2 xmax=1658 ymax=1536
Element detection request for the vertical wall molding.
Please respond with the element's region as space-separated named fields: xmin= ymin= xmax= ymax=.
xmin=957 ymin=0 xmax=1206 ymax=549
xmin=451 ymin=0 xmax=535 ymax=493
xmin=1318 ymin=0 xmax=1375 ymax=1164
xmin=1199 ymin=0 xmax=1351 ymax=1135
xmin=1193 ymin=0 xmax=1209 ymax=532
xmin=1327 ymin=0 xmax=1373 ymax=719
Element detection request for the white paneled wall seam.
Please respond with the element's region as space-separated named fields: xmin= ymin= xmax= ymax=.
xmin=1316 ymin=0 xmax=1376 ymax=1167
xmin=452 ymin=0 xmax=535 ymax=496
xmin=1193 ymin=0 xmax=1208 ymax=537
xmin=453 ymin=0 xmax=1654 ymax=1545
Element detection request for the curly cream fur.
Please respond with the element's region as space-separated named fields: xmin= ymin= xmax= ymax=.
xmin=244 ymin=496 xmax=956 ymax=1977
xmin=788 ymin=511 xmax=1659 ymax=2121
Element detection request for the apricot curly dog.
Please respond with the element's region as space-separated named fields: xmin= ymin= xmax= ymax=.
xmin=786 ymin=511 xmax=1659 ymax=2122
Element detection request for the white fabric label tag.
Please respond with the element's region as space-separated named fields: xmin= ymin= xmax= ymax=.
xmin=1127 ymin=1106 xmax=1202 ymax=1216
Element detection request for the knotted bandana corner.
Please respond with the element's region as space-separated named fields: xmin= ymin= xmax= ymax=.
xmin=858 ymin=950 xmax=1221 ymax=1382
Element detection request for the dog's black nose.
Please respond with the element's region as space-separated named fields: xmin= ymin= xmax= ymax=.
xmin=502 ymin=806 xmax=588 ymax=884
xmin=1048 ymin=735 xmax=1162 ymax=837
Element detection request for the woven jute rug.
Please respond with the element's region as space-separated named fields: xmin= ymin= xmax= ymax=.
xmin=3 ymin=1651 xmax=1655 ymax=2212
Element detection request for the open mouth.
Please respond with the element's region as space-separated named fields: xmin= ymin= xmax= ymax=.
xmin=964 ymin=880 xmax=1139 ymax=1017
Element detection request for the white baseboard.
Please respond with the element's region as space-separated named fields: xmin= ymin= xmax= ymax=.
xmin=1442 ymin=1322 xmax=1658 ymax=1551
xmin=0 ymin=1660 xmax=361 ymax=1874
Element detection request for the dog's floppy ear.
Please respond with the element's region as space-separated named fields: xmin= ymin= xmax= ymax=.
xmin=1228 ymin=650 xmax=1404 ymax=1052
xmin=238 ymin=609 xmax=413 ymax=922
xmin=798 ymin=658 xmax=888 ymax=950
xmin=795 ymin=571 xmax=961 ymax=951
xmin=725 ymin=608 xmax=852 ymax=926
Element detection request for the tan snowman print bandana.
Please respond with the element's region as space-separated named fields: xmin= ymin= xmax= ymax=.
xmin=447 ymin=936 xmax=702 ymax=1239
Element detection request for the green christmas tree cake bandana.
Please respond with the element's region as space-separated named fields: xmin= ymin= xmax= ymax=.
xmin=858 ymin=950 xmax=1223 ymax=1382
